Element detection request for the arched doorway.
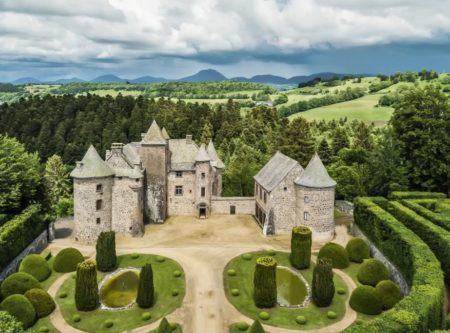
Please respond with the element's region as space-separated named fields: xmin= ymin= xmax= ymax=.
xmin=197 ymin=203 xmax=208 ymax=219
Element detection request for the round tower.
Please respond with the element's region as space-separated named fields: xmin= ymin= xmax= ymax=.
xmin=70 ymin=145 xmax=115 ymax=242
xmin=295 ymin=153 xmax=336 ymax=242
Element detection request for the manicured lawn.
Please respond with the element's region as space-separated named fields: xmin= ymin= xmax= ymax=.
xmin=25 ymin=316 xmax=60 ymax=333
xmin=224 ymin=250 xmax=349 ymax=330
xmin=56 ymin=254 xmax=185 ymax=333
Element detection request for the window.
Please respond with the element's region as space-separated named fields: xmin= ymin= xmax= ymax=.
xmin=96 ymin=200 xmax=102 ymax=211
xmin=201 ymin=187 xmax=206 ymax=197
xmin=263 ymin=192 xmax=267 ymax=203
xmin=96 ymin=218 xmax=101 ymax=224
xmin=230 ymin=205 xmax=236 ymax=214
xmin=96 ymin=184 xmax=103 ymax=192
xmin=201 ymin=172 xmax=205 ymax=179
xmin=176 ymin=171 xmax=183 ymax=178
xmin=304 ymin=211 xmax=309 ymax=221
xmin=175 ymin=186 xmax=183 ymax=196
xmin=284 ymin=187 xmax=287 ymax=191
xmin=304 ymin=196 xmax=310 ymax=203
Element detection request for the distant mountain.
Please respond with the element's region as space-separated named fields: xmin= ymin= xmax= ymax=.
xmin=11 ymin=77 xmax=42 ymax=85
xmin=47 ymin=77 xmax=85 ymax=84
xmin=179 ymin=69 xmax=227 ymax=82
xmin=90 ymin=74 xmax=127 ymax=83
xmin=130 ymin=76 xmax=169 ymax=84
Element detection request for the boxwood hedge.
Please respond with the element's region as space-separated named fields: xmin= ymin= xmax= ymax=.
xmin=401 ymin=200 xmax=450 ymax=232
xmin=389 ymin=192 xmax=446 ymax=200
xmin=343 ymin=197 xmax=444 ymax=333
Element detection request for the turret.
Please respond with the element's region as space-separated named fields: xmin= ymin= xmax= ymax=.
xmin=207 ymin=140 xmax=224 ymax=196
xmin=294 ymin=153 xmax=336 ymax=242
xmin=70 ymin=145 xmax=115 ymax=242
xmin=194 ymin=144 xmax=212 ymax=218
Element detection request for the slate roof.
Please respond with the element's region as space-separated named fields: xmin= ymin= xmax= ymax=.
xmin=254 ymin=151 xmax=300 ymax=192
xmin=114 ymin=167 xmax=143 ymax=179
xmin=71 ymin=145 xmax=115 ymax=179
xmin=161 ymin=127 xmax=170 ymax=140
xmin=141 ymin=120 xmax=166 ymax=145
xmin=295 ymin=153 xmax=336 ymax=188
xmin=195 ymin=144 xmax=211 ymax=162
xmin=207 ymin=140 xmax=224 ymax=169
xmin=168 ymin=139 xmax=199 ymax=171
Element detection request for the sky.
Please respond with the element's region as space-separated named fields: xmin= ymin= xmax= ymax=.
xmin=1 ymin=0 xmax=450 ymax=81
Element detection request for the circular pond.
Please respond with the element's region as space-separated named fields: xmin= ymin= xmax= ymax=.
xmin=276 ymin=266 xmax=310 ymax=308
xmin=99 ymin=268 xmax=140 ymax=310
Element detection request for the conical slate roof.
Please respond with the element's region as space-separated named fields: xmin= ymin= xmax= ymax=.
xmin=142 ymin=120 xmax=166 ymax=145
xmin=71 ymin=145 xmax=115 ymax=179
xmin=207 ymin=140 xmax=224 ymax=169
xmin=161 ymin=127 xmax=170 ymax=140
xmin=295 ymin=153 xmax=336 ymax=188
xmin=195 ymin=144 xmax=211 ymax=162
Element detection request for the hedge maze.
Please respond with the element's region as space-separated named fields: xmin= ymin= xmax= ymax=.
xmin=345 ymin=192 xmax=450 ymax=332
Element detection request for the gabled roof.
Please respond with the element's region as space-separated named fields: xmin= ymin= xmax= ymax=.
xmin=295 ymin=153 xmax=336 ymax=188
xmin=161 ymin=127 xmax=170 ymax=140
xmin=207 ymin=140 xmax=224 ymax=169
xmin=254 ymin=151 xmax=300 ymax=192
xmin=195 ymin=144 xmax=211 ymax=162
xmin=71 ymin=145 xmax=115 ymax=179
xmin=141 ymin=120 xmax=166 ymax=145
xmin=168 ymin=139 xmax=199 ymax=170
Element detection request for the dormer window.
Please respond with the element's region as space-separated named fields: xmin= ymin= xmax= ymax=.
xmin=96 ymin=184 xmax=102 ymax=193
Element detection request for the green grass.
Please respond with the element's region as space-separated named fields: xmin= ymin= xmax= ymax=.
xmin=25 ymin=316 xmax=60 ymax=333
xmin=224 ymin=251 xmax=349 ymax=330
xmin=56 ymin=254 xmax=185 ymax=333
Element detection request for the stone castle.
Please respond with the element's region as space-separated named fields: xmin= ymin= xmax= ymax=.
xmin=71 ymin=120 xmax=336 ymax=242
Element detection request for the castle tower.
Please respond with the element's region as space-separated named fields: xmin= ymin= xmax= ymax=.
xmin=140 ymin=120 xmax=168 ymax=223
xmin=207 ymin=140 xmax=224 ymax=196
xmin=294 ymin=153 xmax=336 ymax=242
xmin=194 ymin=144 xmax=212 ymax=218
xmin=70 ymin=145 xmax=115 ymax=242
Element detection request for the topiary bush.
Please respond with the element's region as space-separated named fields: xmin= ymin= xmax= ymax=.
xmin=349 ymin=285 xmax=383 ymax=315
xmin=236 ymin=321 xmax=249 ymax=330
xmin=258 ymin=312 xmax=270 ymax=320
xmin=72 ymin=314 xmax=81 ymax=323
xmin=0 ymin=310 xmax=24 ymax=333
xmin=0 ymin=294 xmax=36 ymax=329
xmin=24 ymin=288 xmax=55 ymax=318
xmin=75 ymin=259 xmax=98 ymax=311
xmin=95 ymin=231 xmax=117 ymax=272
xmin=19 ymin=254 xmax=51 ymax=282
xmin=136 ymin=263 xmax=154 ymax=308
xmin=290 ymin=226 xmax=312 ymax=269
xmin=103 ymin=319 xmax=114 ymax=328
xmin=1 ymin=272 xmax=41 ymax=298
xmin=357 ymin=259 xmax=389 ymax=286
xmin=157 ymin=317 xmax=172 ymax=333
xmin=312 ymin=258 xmax=335 ymax=307
xmin=253 ymin=256 xmax=277 ymax=308
xmin=141 ymin=312 xmax=151 ymax=321
xmin=327 ymin=311 xmax=337 ymax=319
xmin=249 ymin=319 xmax=265 ymax=332
xmin=345 ymin=238 xmax=370 ymax=263
xmin=317 ymin=242 xmax=349 ymax=269
xmin=53 ymin=247 xmax=84 ymax=273
xmin=376 ymin=280 xmax=403 ymax=310
xmin=296 ymin=315 xmax=307 ymax=324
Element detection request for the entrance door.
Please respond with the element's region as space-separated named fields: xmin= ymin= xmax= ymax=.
xmin=230 ymin=205 xmax=236 ymax=215
xmin=199 ymin=207 xmax=207 ymax=218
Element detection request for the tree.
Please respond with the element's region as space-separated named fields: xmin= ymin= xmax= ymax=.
xmin=331 ymin=127 xmax=350 ymax=156
xmin=96 ymin=231 xmax=117 ymax=272
xmin=43 ymin=154 xmax=71 ymax=210
xmin=352 ymin=121 xmax=373 ymax=150
xmin=312 ymin=258 xmax=335 ymax=307
xmin=0 ymin=311 xmax=24 ymax=333
xmin=75 ymin=260 xmax=99 ymax=311
xmin=290 ymin=226 xmax=312 ymax=269
xmin=253 ymin=257 xmax=277 ymax=308
xmin=277 ymin=117 xmax=315 ymax=166
xmin=0 ymin=136 xmax=40 ymax=215
xmin=317 ymin=139 xmax=332 ymax=165
xmin=328 ymin=165 xmax=365 ymax=201
xmin=136 ymin=264 xmax=154 ymax=308
xmin=199 ymin=121 xmax=213 ymax=145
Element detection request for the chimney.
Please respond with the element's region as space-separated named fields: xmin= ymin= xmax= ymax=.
xmin=186 ymin=134 xmax=193 ymax=144
xmin=111 ymin=143 xmax=124 ymax=154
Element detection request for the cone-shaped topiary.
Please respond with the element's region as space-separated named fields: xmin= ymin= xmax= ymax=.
xmin=249 ymin=319 xmax=265 ymax=333
xmin=24 ymin=288 xmax=55 ymax=318
xmin=290 ymin=226 xmax=312 ymax=269
xmin=253 ymin=256 xmax=277 ymax=308
xmin=95 ymin=231 xmax=117 ymax=272
xmin=53 ymin=248 xmax=84 ymax=273
xmin=345 ymin=238 xmax=370 ymax=263
xmin=357 ymin=259 xmax=389 ymax=286
xmin=0 ymin=294 xmax=36 ymax=329
xmin=157 ymin=317 xmax=172 ymax=333
xmin=317 ymin=242 xmax=349 ymax=269
xmin=376 ymin=280 xmax=403 ymax=310
xmin=312 ymin=258 xmax=335 ymax=307
xmin=75 ymin=259 xmax=98 ymax=311
xmin=1 ymin=272 xmax=41 ymax=298
xmin=349 ymin=285 xmax=383 ymax=315
xmin=136 ymin=263 xmax=154 ymax=308
xmin=19 ymin=254 xmax=51 ymax=282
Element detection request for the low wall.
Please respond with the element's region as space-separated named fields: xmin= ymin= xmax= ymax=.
xmin=335 ymin=200 xmax=354 ymax=215
xmin=211 ymin=196 xmax=255 ymax=215
xmin=0 ymin=229 xmax=49 ymax=282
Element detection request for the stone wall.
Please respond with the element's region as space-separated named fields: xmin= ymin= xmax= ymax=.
xmin=0 ymin=229 xmax=48 ymax=282
xmin=167 ymin=171 xmax=196 ymax=216
xmin=194 ymin=161 xmax=212 ymax=218
xmin=211 ymin=197 xmax=255 ymax=215
xmin=335 ymin=200 xmax=354 ymax=214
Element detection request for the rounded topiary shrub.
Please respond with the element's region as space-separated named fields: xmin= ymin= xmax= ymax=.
xmin=317 ymin=242 xmax=349 ymax=269
xmin=357 ymin=259 xmax=389 ymax=286
xmin=253 ymin=256 xmax=277 ymax=308
xmin=96 ymin=231 xmax=117 ymax=272
xmin=327 ymin=311 xmax=337 ymax=319
xmin=103 ymin=319 xmax=114 ymax=328
xmin=1 ymin=272 xmax=41 ymax=298
xmin=290 ymin=226 xmax=312 ymax=269
xmin=53 ymin=247 xmax=84 ymax=273
xmin=296 ymin=315 xmax=307 ymax=324
xmin=345 ymin=238 xmax=370 ymax=263
xmin=349 ymin=285 xmax=383 ymax=315
xmin=258 ymin=312 xmax=270 ymax=320
xmin=0 ymin=294 xmax=36 ymax=329
xmin=38 ymin=326 xmax=49 ymax=333
xmin=19 ymin=254 xmax=51 ymax=282
xmin=72 ymin=314 xmax=81 ymax=322
xmin=231 ymin=289 xmax=240 ymax=296
xmin=141 ymin=312 xmax=151 ymax=321
xmin=236 ymin=321 xmax=249 ymax=330
xmin=376 ymin=280 xmax=403 ymax=310
xmin=24 ymin=288 xmax=56 ymax=318
xmin=75 ymin=259 xmax=99 ymax=311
